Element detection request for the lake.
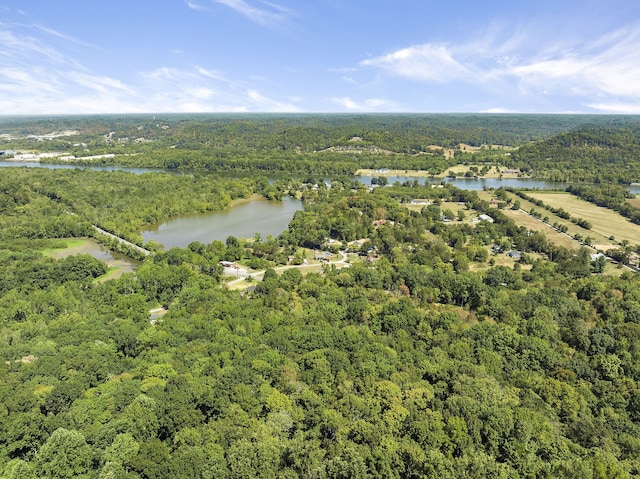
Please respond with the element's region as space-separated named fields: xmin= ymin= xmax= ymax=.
xmin=141 ymin=196 xmax=303 ymax=249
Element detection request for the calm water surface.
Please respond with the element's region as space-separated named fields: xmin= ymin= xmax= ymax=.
xmin=4 ymin=161 xmax=639 ymax=192
xmin=50 ymin=238 xmax=141 ymax=274
xmin=141 ymin=196 xmax=303 ymax=249
xmin=0 ymin=160 xmax=164 ymax=174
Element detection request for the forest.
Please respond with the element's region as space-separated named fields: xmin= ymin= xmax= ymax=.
xmin=2 ymin=115 xmax=640 ymax=477
xmin=2 ymin=114 xmax=640 ymax=179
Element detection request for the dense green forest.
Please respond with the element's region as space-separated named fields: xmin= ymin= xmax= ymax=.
xmin=2 ymin=165 xmax=640 ymax=477
xmin=507 ymin=125 xmax=640 ymax=183
xmin=2 ymin=114 xmax=640 ymax=178
xmin=0 ymin=168 xmax=276 ymax=250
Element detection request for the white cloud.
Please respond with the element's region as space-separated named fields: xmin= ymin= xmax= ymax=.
xmin=0 ymin=30 xmax=68 ymax=65
xmin=361 ymin=44 xmax=470 ymax=82
xmin=246 ymin=89 xmax=300 ymax=112
xmin=586 ymin=102 xmax=640 ymax=114
xmin=68 ymin=72 xmax=135 ymax=95
xmin=0 ymin=11 xmax=306 ymax=114
xmin=333 ymin=97 xmax=359 ymax=110
xmin=361 ymin=23 xmax=640 ymax=112
xmin=332 ymin=96 xmax=397 ymax=111
xmin=479 ymin=107 xmax=519 ymax=114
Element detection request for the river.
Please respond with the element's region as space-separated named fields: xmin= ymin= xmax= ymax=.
xmin=3 ymin=160 xmax=638 ymax=192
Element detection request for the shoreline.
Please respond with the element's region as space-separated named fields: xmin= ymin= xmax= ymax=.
xmin=355 ymin=166 xmax=526 ymax=180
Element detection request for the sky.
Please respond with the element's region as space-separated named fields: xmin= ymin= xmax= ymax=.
xmin=1 ymin=0 xmax=640 ymax=114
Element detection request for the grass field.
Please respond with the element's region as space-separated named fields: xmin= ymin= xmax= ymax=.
xmin=355 ymin=164 xmax=521 ymax=180
xmin=626 ymin=198 xmax=640 ymax=209
xmin=477 ymin=191 xmax=616 ymax=250
xmin=40 ymin=238 xmax=91 ymax=257
xmin=403 ymin=199 xmax=473 ymax=218
xmin=528 ymin=192 xmax=640 ymax=246
xmin=499 ymin=209 xmax=581 ymax=249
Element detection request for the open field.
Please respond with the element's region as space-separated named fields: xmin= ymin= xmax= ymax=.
xmin=356 ymin=168 xmax=434 ymax=178
xmin=435 ymin=165 xmax=523 ymax=179
xmin=403 ymin=199 xmax=474 ymax=218
xmin=355 ymin=164 xmax=523 ymax=180
xmin=477 ymin=191 xmax=616 ymax=250
xmin=626 ymin=198 xmax=640 ymax=209
xmin=40 ymin=238 xmax=90 ymax=257
xmin=499 ymin=209 xmax=582 ymax=250
xmin=528 ymin=192 xmax=640 ymax=246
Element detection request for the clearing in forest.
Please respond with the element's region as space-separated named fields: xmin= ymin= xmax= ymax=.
xmin=528 ymin=192 xmax=640 ymax=246
xmin=499 ymin=209 xmax=581 ymax=250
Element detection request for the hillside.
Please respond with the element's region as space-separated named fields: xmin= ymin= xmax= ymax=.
xmin=508 ymin=124 xmax=640 ymax=183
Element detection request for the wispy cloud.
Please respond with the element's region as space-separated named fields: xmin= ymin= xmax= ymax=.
xmin=246 ymin=89 xmax=300 ymax=111
xmin=360 ymin=23 xmax=640 ymax=113
xmin=0 ymin=30 xmax=70 ymax=66
xmin=212 ymin=0 xmax=292 ymax=26
xmin=185 ymin=1 xmax=208 ymax=12
xmin=0 ymin=17 xmax=301 ymax=114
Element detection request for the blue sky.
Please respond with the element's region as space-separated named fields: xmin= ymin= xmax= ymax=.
xmin=1 ymin=0 xmax=639 ymax=114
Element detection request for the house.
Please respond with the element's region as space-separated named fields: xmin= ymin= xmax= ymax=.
xmin=478 ymin=214 xmax=494 ymax=223
xmin=314 ymin=251 xmax=332 ymax=260
xmin=507 ymin=250 xmax=521 ymax=259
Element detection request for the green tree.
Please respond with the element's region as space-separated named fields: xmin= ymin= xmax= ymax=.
xmin=34 ymin=428 xmax=92 ymax=479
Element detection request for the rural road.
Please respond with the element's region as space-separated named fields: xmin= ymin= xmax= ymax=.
xmin=92 ymin=225 xmax=151 ymax=256
xmin=224 ymin=251 xmax=350 ymax=287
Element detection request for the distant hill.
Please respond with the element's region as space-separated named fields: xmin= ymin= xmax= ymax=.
xmin=507 ymin=123 xmax=640 ymax=183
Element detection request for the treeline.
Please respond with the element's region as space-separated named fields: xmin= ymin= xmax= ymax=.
xmin=4 ymin=113 xmax=634 ymax=152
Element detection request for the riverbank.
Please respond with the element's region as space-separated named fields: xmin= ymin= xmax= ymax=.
xmin=229 ymin=193 xmax=265 ymax=208
xmin=355 ymin=165 xmax=526 ymax=180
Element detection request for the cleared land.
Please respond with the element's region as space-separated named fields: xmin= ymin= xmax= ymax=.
xmin=500 ymin=209 xmax=581 ymax=250
xmin=477 ymin=191 xmax=614 ymax=250
xmin=626 ymin=198 xmax=640 ymax=209
xmin=528 ymin=192 xmax=640 ymax=246
xmin=355 ymin=164 xmax=522 ymax=180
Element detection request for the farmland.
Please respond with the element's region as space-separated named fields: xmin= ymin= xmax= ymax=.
xmin=527 ymin=192 xmax=640 ymax=247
